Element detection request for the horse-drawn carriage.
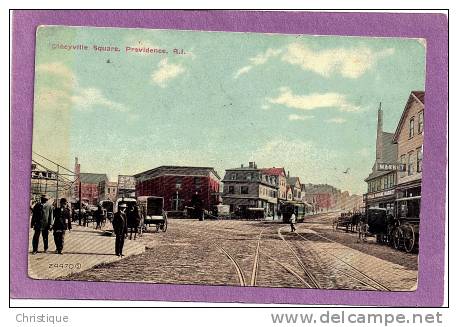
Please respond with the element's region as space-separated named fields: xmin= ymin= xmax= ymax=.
xmin=137 ymin=196 xmax=167 ymax=232
xmin=333 ymin=211 xmax=361 ymax=232
xmin=363 ymin=198 xmax=420 ymax=253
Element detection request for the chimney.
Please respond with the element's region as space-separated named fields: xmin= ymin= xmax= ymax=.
xmin=249 ymin=162 xmax=254 ymax=168
xmin=241 ymin=164 xmax=244 ymax=168
xmin=287 ymin=171 xmax=290 ymax=178
xmin=376 ymin=102 xmax=383 ymax=160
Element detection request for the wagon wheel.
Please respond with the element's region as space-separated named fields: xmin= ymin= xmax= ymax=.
xmin=403 ymin=224 xmax=416 ymax=253
xmin=393 ymin=227 xmax=402 ymax=250
xmin=156 ymin=224 xmax=161 ymax=232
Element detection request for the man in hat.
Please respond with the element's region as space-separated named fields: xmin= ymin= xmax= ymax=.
xmin=31 ymin=194 xmax=54 ymax=254
xmin=112 ymin=203 xmax=128 ymax=257
xmin=52 ymin=198 xmax=72 ymax=254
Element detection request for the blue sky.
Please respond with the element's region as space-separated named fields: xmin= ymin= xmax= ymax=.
xmin=32 ymin=26 xmax=426 ymax=194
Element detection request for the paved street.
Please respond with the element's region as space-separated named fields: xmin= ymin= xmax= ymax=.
xmin=65 ymin=213 xmax=418 ymax=291
xmin=28 ymin=224 xmax=145 ymax=279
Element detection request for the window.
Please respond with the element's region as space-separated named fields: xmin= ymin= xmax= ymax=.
xmin=228 ymin=186 xmax=235 ymax=194
xmin=175 ymin=177 xmax=182 ymax=189
xmin=418 ymin=111 xmax=424 ymax=134
xmin=409 ymin=117 xmax=415 ymax=138
xmin=241 ymin=186 xmax=249 ymax=194
xmin=194 ymin=177 xmax=202 ymax=190
xmin=231 ymin=173 xmax=237 ymax=180
xmin=417 ymin=147 xmax=423 ymax=172
xmin=408 ymin=152 xmax=414 ymax=175
xmin=400 ymin=155 xmax=406 ymax=177
xmin=246 ymin=173 xmax=252 ymax=181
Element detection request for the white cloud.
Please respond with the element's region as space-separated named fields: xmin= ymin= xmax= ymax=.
xmin=35 ymin=62 xmax=130 ymax=114
xmin=282 ymin=42 xmax=395 ymax=79
xmin=326 ymin=117 xmax=347 ymax=124
xmin=36 ymin=62 xmax=77 ymax=90
xmin=234 ymin=48 xmax=281 ymax=78
xmin=234 ymin=66 xmax=253 ymax=79
xmin=268 ymin=87 xmax=361 ymax=112
xmin=288 ymin=114 xmax=314 ymax=121
xmin=70 ymin=87 xmax=129 ymax=112
xmin=151 ymin=58 xmax=186 ymax=87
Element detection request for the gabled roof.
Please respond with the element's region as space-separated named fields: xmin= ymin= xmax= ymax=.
xmin=287 ymin=176 xmax=301 ymax=187
xmin=260 ymin=167 xmax=286 ymax=176
xmin=393 ymin=91 xmax=425 ymax=142
xmin=80 ymin=173 xmax=108 ymax=184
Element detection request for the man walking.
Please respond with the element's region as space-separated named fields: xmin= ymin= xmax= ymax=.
xmin=112 ymin=203 xmax=127 ymax=257
xmin=31 ymin=194 xmax=53 ymax=254
xmin=290 ymin=210 xmax=297 ymax=232
xmin=52 ymin=198 xmax=72 ymax=254
xmin=95 ymin=204 xmax=104 ymax=230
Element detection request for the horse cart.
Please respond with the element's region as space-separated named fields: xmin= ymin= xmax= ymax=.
xmin=365 ymin=198 xmax=420 ymax=253
xmin=137 ymin=196 xmax=168 ymax=232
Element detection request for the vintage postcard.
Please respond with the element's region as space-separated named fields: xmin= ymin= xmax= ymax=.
xmin=28 ymin=25 xmax=427 ymax=292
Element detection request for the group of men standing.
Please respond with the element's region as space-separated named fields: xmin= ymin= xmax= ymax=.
xmin=31 ymin=194 xmax=71 ymax=254
xmin=30 ymin=195 xmax=140 ymax=258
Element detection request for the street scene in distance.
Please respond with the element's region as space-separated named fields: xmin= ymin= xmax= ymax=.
xmin=29 ymin=26 xmax=425 ymax=291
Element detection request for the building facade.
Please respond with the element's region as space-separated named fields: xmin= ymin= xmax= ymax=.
xmin=135 ymin=166 xmax=221 ymax=212
xmin=287 ymin=176 xmax=302 ymax=202
xmin=98 ymin=180 xmax=118 ymax=202
xmin=75 ymin=173 xmax=108 ymax=205
xmin=222 ymin=162 xmax=278 ymax=216
xmin=363 ymin=104 xmax=398 ymax=211
xmin=260 ymin=167 xmax=287 ymax=200
xmin=392 ymin=91 xmax=424 ymax=217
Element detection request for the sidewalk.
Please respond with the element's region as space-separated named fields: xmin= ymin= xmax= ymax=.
xmin=28 ymin=223 xmax=145 ymax=279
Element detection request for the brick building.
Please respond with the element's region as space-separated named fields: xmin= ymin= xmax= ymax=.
xmin=222 ymin=162 xmax=278 ymax=216
xmin=134 ymin=166 xmax=221 ymax=212
xmin=72 ymin=157 xmax=108 ymax=205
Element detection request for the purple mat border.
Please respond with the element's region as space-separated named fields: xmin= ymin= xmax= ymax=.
xmin=10 ymin=10 xmax=448 ymax=306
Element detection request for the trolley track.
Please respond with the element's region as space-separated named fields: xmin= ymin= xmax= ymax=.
xmin=293 ymin=228 xmax=391 ymax=291
xmin=277 ymin=227 xmax=321 ymax=288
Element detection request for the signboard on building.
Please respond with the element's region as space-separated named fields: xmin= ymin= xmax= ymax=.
xmin=376 ymin=163 xmax=406 ymax=172
xmin=118 ymin=175 xmax=136 ymax=190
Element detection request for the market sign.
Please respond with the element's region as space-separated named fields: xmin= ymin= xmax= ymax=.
xmin=376 ymin=163 xmax=406 ymax=172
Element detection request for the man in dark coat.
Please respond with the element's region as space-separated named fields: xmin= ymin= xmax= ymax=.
xmin=52 ymin=198 xmax=72 ymax=254
xmin=191 ymin=192 xmax=204 ymax=221
xmin=112 ymin=204 xmax=127 ymax=257
xmin=95 ymin=205 xmax=104 ymax=230
xmin=31 ymin=194 xmax=53 ymax=254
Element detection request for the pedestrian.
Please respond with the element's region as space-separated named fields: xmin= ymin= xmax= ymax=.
xmin=52 ymin=198 xmax=72 ymax=254
xmin=127 ymin=204 xmax=141 ymax=240
xmin=31 ymin=194 xmax=53 ymax=254
xmin=112 ymin=203 xmax=127 ymax=257
xmin=290 ymin=210 xmax=297 ymax=232
xmin=95 ymin=204 xmax=104 ymax=230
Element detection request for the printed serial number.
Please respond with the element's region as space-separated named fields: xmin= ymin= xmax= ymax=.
xmin=48 ymin=263 xmax=82 ymax=269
